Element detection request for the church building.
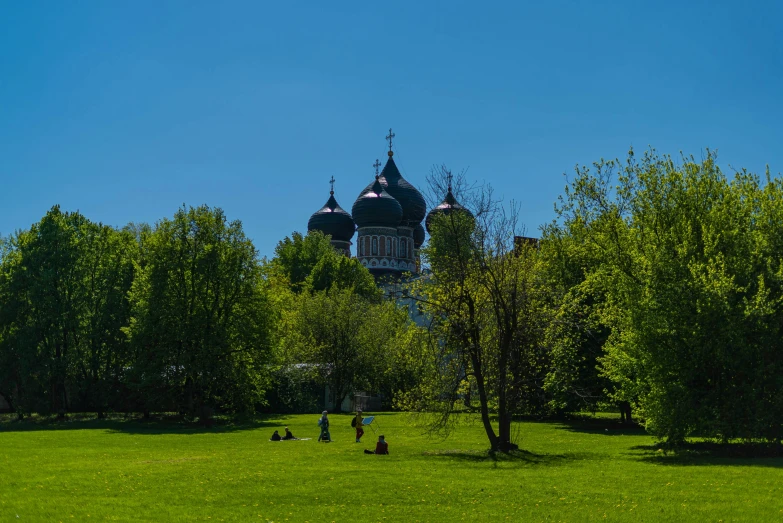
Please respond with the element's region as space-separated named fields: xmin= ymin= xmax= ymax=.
xmin=307 ymin=129 xmax=464 ymax=278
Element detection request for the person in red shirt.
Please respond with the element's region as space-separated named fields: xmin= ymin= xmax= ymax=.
xmin=364 ymin=435 xmax=389 ymax=455
xmin=354 ymin=409 xmax=364 ymax=443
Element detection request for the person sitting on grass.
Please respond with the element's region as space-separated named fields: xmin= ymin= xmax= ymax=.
xmin=364 ymin=435 xmax=389 ymax=455
xmin=282 ymin=426 xmax=297 ymax=440
xmin=270 ymin=430 xmax=281 ymax=441
xmin=317 ymin=411 xmax=331 ymax=442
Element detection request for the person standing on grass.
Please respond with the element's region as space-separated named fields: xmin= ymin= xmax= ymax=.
xmin=354 ymin=409 xmax=364 ymax=443
xmin=318 ymin=411 xmax=331 ymax=442
xmin=364 ymin=435 xmax=389 ymax=455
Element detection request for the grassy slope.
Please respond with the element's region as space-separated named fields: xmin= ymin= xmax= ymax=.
xmin=1 ymin=413 xmax=782 ymax=522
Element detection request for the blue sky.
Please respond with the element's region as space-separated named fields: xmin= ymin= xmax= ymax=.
xmin=2 ymin=1 xmax=782 ymax=258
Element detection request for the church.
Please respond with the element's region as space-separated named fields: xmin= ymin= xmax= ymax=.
xmin=306 ymin=129 xmax=471 ymax=278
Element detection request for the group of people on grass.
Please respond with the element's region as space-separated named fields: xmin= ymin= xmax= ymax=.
xmin=269 ymin=427 xmax=297 ymax=441
xmin=270 ymin=408 xmax=388 ymax=455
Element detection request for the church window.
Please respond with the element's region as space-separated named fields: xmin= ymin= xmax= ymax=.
xmin=380 ymin=236 xmax=386 ymax=256
xmin=372 ymin=237 xmax=378 ymax=255
xmin=400 ymin=239 xmax=407 ymax=259
xmin=386 ymin=238 xmax=392 ymax=255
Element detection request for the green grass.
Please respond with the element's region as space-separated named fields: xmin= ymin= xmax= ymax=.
xmin=2 ymin=413 xmax=782 ymax=522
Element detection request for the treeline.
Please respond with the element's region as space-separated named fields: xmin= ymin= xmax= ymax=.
xmin=0 ymin=205 xmax=272 ymax=418
xmin=0 ymin=206 xmax=416 ymax=420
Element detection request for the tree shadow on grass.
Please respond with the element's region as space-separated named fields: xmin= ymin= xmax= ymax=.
xmin=421 ymin=448 xmax=591 ymax=468
xmin=0 ymin=413 xmax=291 ymax=435
xmin=628 ymin=442 xmax=783 ymax=468
xmin=552 ymin=417 xmax=647 ymax=437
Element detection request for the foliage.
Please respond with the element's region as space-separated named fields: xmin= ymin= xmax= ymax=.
xmin=555 ymin=149 xmax=783 ymax=444
xmin=0 ymin=207 xmax=136 ymax=416
xmin=127 ymin=205 xmax=273 ymax=416
xmin=539 ymin=216 xmax=615 ymax=416
xmin=271 ymin=229 xmax=379 ymax=298
xmin=281 ymin=286 xmax=408 ymax=411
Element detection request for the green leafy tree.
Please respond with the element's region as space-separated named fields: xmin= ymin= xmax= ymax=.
xmin=283 ymin=287 xmax=405 ymax=412
xmin=0 ymin=207 xmax=135 ymax=416
xmin=558 ymin=149 xmax=783 ymax=444
xmin=127 ymin=205 xmax=273 ymax=417
xmin=272 ymin=230 xmax=379 ymax=298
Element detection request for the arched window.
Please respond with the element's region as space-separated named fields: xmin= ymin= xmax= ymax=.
xmin=400 ymin=239 xmax=406 ymax=259
xmin=386 ymin=238 xmax=392 ymax=256
xmin=358 ymin=238 xmax=363 ymax=256
xmin=372 ymin=237 xmax=378 ymax=255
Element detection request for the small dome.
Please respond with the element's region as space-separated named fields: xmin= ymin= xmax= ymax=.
xmin=413 ymin=223 xmax=425 ymax=248
xmin=425 ymin=186 xmax=474 ymax=233
xmin=308 ymin=191 xmax=356 ymax=242
xmin=360 ymin=156 xmax=426 ymax=227
xmin=352 ymin=177 xmax=403 ymax=228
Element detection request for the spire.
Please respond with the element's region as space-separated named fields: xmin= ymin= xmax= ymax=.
xmin=446 ymin=170 xmax=453 ymax=191
xmin=329 ymin=175 xmax=335 ymax=195
xmin=386 ymin=128 xmax=395 ymax=157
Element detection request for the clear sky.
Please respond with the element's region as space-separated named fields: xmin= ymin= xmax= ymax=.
xmin=2 ymin=1 xmax=782 ymax=258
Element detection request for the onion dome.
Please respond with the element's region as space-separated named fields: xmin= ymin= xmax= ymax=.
xmin=359 ymin=131 xmax=426 ymax=226
xmin=413 ymin=223 xmax=425 ymax=248
xmin=307 ymin=187 xmax=356 ymax=242
xmin=352 ymin=176 xmax=403 ymax=228
xmin=425 ymin=185 xmax=474 ymax=233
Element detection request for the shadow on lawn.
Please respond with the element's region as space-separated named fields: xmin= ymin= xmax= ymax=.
xmin=422 ymin=448 xmax=590 ymax=468
xmin=0 ymin=413 xmax=291 ymax=435
xmin=552 ymin=416 xmax=647 ymax=437
xmin=629 ymin=442 xmax=783 ymax=468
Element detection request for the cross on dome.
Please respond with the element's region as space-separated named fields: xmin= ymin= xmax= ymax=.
xmin=329 ymin=175 xmax=335 ymax=194
xmin=373 ymin=159 xmax=381 ymax=176
xmin=385 ymin=128 xmax=395 ymax=156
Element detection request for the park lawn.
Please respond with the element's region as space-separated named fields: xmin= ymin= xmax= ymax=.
xmin=1 ymin=413 xmax=782 ymax=522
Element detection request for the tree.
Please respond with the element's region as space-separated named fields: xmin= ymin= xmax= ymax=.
xmin=283 ymin=287 xmax=405 ymax=412
xmin=557 ymin=148 xmax=783 ymax=445
xmin=0 ymin=207 xmax=136 ymax=416
xmin=407 ymin=169 xmax=554 ymax=452
xmin=271 ymin=230 xmax=379 ymax=298
xmin=539 ymin=216 xmax=617 ymax=418
xmin=127 ymin=205 xmax=273 ymax=417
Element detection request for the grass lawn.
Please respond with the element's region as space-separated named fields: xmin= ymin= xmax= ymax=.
xmin=1 ymin=413 xmax=782 ymax=522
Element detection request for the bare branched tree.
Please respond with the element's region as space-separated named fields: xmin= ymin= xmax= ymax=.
xmin=405 ymin=165 xmax=553 ymax=453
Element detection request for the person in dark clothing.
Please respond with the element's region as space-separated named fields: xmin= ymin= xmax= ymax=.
xmin=318 ymin=411 xmax=331 ymax=442
xmin=270 ymin=430 xmax=281 ymax=441
xmin=282 ymin=426 xmax=297 ymax=440
xmin=364 ymin=435 xmax=389 ymax=455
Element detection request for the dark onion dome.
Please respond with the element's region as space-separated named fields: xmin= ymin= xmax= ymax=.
xmin=413 ymin=222 xmax=425 ymax=248
xmin=359 ymin=153 xmax=426 ymax=227
xmin=307 ymin=191 xmax=356 ymax=242
xmin=352 ymin=176 xmax=403 ymax=228
xmin=425 ymin=185 xmax=474 ymax=233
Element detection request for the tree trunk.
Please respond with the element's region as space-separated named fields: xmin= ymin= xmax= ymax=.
xmin=470 ymin=354 xmax=498 ymax=451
